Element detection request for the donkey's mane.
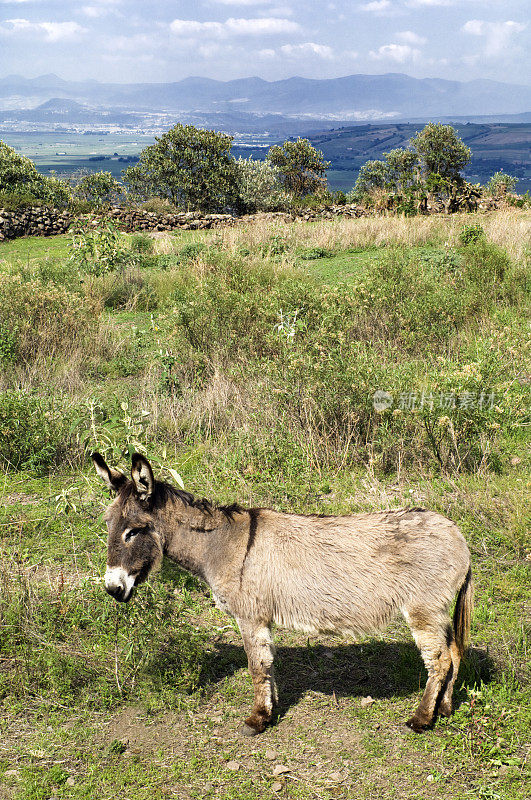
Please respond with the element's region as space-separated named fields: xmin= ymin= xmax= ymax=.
xmin=118 ymin=479 xmax=244 ymax=520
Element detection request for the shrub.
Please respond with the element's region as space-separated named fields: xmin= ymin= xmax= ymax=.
xmin=69 ymin=221 xmax=128 ymax=276
xmin=298 ymin=246 xmax=333 ymax=260
xmin=0 ymin=391 xmax=66 ymax=471
xmin=486 ymin=171 xmax=518 ymax=198
xmin=0 ymin=274 xmax=100 ymax=365
xmin=459 ymin=223 xmax=485 ymax=246
xmin=0 ymin=191 xmax=44 ymax=211
xmin=140 ymin=197 xmax=179 ymax=214
xmin=0 ymin=564 xmax=208 ymax=706
xmin=129 ymin=232 xmax=154 ymax=254
xmin=506 ymin=190 xmax=530 ymax=209
xmin=179 ymin=242 xmax=205 ymax=262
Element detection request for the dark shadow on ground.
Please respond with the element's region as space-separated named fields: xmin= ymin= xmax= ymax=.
xmin=197 ymin=639 xmax=494 ymax=719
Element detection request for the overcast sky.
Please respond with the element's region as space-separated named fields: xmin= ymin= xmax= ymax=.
xmin=0 ymin=0 xmax=529 ymax=85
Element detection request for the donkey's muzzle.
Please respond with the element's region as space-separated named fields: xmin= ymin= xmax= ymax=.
xmin=104 ymin=567 xmax=135 ymax=603
xmin=105 ymin=583 xmax=133 ymax=603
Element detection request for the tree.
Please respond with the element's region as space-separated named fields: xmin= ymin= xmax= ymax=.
xmin=0 ymin=140 xmax=70 ymax=207
xmin=121 ymin=124 xmax=237 ymax=212
xmin=267 ymin=138 xmax=330 ymax=197
xmin=72 ymin=170 xmax=122 ymax=207
xmin=346 ymin=160 xmax=388 ymax=202
xmin=233 ymin=157 xmax=288 ymax=212
xmin=410 ymin=123 xmax=471 ymax=183
xmin=383 ymin=148 xmax=419 ymax=194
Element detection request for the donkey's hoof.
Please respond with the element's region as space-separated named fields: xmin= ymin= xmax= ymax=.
xmin=405 ymin=717 xmax=428 ymax=733
xmin=438 ymin=700 xmax=452 ymax=718
xmin=240 ymin=723 xmax=260 ymax=737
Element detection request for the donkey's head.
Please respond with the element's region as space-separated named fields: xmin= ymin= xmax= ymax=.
xmin=92 ymin=452 xmax=164 ymax=603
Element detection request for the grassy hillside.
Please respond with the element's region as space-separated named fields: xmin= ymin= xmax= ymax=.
xmin=0 ymin=210 xmax=530 ymax=800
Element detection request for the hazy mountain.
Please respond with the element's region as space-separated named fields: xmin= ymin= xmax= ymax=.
xmin=1 ymin=73 xmax=530 ymax=119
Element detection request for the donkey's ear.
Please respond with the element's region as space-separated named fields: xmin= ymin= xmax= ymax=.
xmin=131 ymin=453 xmax=155 ymax=501
xmin=92 ymin=452 xmax=126 ymax=491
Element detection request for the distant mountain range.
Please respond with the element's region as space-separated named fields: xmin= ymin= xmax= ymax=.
xmin=1 ymin=72 xmax=531 ymax=120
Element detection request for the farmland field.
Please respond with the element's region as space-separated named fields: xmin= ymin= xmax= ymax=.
xmin=0 ymin=210 xmax=530 ymax=800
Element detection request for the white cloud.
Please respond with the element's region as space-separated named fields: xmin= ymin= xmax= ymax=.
xmin=258 ymin=47 xmax=276 ymax=57
xmin=462 ymin=19 xmax=526 ymax=56
xmin=226 ymin=17 xmax=299 ymax=34
xmin=211 ymin=0 xmax=272 ymax=4
xmin=170 ymin=19 xmax=225 ymax=37
xmin=361 ymin=0 xmax=392 ymax=12
xmin=396 ymin=30 xmax=426 ymax=45
xmin=0 ymin=19 xmax=86 ymax=41
xmin=406 ymin=0 xmax=453 ymax=6
xmin=170 ymin=16 xmax=299 ymax=39
xmin=279 ymin=42 xmax=334 ymax=59
xmin=370 ymin=43 xmax=421 ymax=62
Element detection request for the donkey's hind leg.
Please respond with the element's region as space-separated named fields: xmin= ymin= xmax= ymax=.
xmin=237 ymin=619 xmax=277 ymax=736
xmin=439 ymin=638 xmax=461 ymax=718
xmin=403 ymin=608 xmax=453 ymax=732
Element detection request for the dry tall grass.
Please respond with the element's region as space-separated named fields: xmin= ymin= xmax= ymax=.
xmin=217 ymin=208 xmax=531 ymax=262
xmin=148 ymin=209 xmax=530 ymax=265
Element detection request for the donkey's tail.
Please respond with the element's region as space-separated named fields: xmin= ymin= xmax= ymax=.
xmin=453 ymin=566 xmax=473 ymax=657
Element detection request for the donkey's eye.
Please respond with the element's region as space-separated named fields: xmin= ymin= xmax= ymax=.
xmin=123 ymin=527 xmax=145 ymax=543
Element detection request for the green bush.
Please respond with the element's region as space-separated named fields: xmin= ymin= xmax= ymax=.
xmin=298 ymin=246 xmax=334 ymax=260
xmin=0 ymin=391 xmax=66 ymax=471
xmin=140 ymin=197 xmax=179 ymax=214
xmin=71 ymin=170 xmax=122 ymax=207
xmin=0 ymin=191 xmax=44 ymax=211
xmin=69 ymin=221 xmax=128 ymax=276
xmin=129 ymin=232 xmax=154 ymax=254
xmin=459 ymin=223 xmax=486 ymax=246
xmin=178 ymin=242 xmax=205 ymax=262
xmin=0 ymin=141 xmax=71 ymax=208
xmin=159 ymin=244 xmax=525 ymax=473
xmin=0 ymin=274 xmax=101 ymax=365
xmin=506 ymin=190 xmax=531 ymax=209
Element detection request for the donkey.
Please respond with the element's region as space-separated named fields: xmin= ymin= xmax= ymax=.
xmin=93 ymin=451 xmax=473 ymax=735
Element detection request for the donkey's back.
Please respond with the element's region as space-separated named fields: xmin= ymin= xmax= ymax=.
xmin=227 ymin=507 xmax=470 ymax=638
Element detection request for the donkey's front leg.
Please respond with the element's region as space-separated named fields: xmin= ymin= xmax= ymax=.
xmin=237 ymin=619 xmax=277 ymax=736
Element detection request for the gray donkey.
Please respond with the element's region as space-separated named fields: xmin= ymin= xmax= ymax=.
xmin=93 ymin=452 xmax=473 ymax=735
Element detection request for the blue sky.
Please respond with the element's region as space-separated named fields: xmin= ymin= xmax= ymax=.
xmin=0 ymin=0 xmax=529 ymax=85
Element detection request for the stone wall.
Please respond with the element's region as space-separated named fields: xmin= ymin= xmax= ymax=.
xmin=0 ymin=198 xmax=502 ymax=244
xmin=0 ymin=207 xmax=72 ymax=241
xmin=101 ymin=208 xmax=235 ymax=231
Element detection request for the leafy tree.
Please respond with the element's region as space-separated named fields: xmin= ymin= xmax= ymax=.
xmin=72 ymin=170 xmax=122 ymax=206
xmin=122 ymin=124 xmax=237 ymax=212
xmin=0 ymin=141 xmax=71 ymax=208
xmin=347 ymin=160 xmax=388 ymax=201
xmin=410 ymin=123 xmax=471 ymax=182
xmin=383 ymin=148 xmax=419 ymax=193
xmin=234 ymin=156 xmax=288 ymax=212
xmin=267 ymin=138 xmax=330 ymax=197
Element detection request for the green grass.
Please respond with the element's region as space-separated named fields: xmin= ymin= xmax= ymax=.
xmin=0 ymin=234 xmax=70 ymax=264
xmin=0 ymin=212 xmax=529 ymax=800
